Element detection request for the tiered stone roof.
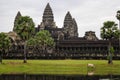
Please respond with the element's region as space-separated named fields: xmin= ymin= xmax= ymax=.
xmin=13 ymin=11 xmax=21 ymax=31
xmin=63 ymin=11 xmax=78 ymax=38
xmin=43 ymin=3 xmax=54 ymax=22
xmin=64 ymin=11 xmax=73 ymax=27
xmin=39 ymin=3 xmax=56 ymax=29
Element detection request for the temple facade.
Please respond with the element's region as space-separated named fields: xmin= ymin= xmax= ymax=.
xmin=5 ymin=3 xmax=120 ymax=59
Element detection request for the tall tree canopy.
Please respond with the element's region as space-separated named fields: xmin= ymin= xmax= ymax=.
xmin=0 ymin=32 xmax=11 ymax=63
xmin=14 ymin=16 xmax=35 ymax=41
xmin=116 ymin=10 xmax=120 ymax=54
xmin=116 ymin=10 xmax=120 ymax=21
xmin=101 ymin=21 xmax=120 ymax=64
xmin=101 ymin=21 xmax=119 ymax=40
xmin=14 ymin=16 xmax=35 ymax=63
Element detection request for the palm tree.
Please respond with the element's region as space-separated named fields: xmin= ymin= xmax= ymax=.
xmin=116 ymin=10 xmax=120 ymax=29
xmin=15 ymin=16 xmax=35 ymax=63
xmin=116 ymin=10 xmax=120 ymax=54
xmin=0 ymin=33 xmax=11 ymax=63
xmin=101 ymin=21 xmax=119 ymax=64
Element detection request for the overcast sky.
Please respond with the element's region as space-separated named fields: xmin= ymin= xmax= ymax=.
xmin=0 ymin=0 xmax=120 ymax=38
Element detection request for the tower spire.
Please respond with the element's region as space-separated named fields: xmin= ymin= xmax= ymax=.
xmin=64 ymin=11 xmax=73 ymax=27
xmin=13 ymin=11 xmax=22 ymax=31
xmin=72 ymin=18 xmax=78 ymax=37
xmin=43 ymin=3 xmax=54 ymax=23
xmin=65 ymin=11 xmax=72 ymax=19
xmin=39 ymin=3 xmax=56 ymax=30
xmin=45 ymin=3 xmax=51 ymax=11
xmin=15 ymin=11 xmax=21 ymax=19
xmin=63 ymin=11 xmax=78 ymax=38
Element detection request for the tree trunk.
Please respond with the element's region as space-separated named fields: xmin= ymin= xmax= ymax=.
xmin=0 ymin=51 xmax=2 ymax=64
xmin=119 ymin=20 xmax=120 ymax=55
xmin=23 ymin=42 xmax=27 ymax=63
xmin=108 ymin=40 xmax=113 ymax=64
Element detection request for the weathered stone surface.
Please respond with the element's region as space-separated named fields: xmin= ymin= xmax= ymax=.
xmin=5 ymin=31 xmax=21 ymax=46
xmin=64 ymin=11 xmax=73 ymax=27
xmin=72 ymin=18 xmax=78 ymax=37
xmin=4 ymin=3 xmax=120 ymax=59
xmin=39 ymin=3 xmax=56 ymax=30
xmin=58 ymin=31 xmax=64 ymax=40
xmin=63 ymin=11 xmax=78 ymax=38
xmin=7 ymin=31 xmax=21 ymax=41
xmin=84 ymin=31 xmax=98 ymax=41
xmin=13 ymin=11 xmax=22 ymax=32
xmin=37 ymin=4 xmax=79 ymax=40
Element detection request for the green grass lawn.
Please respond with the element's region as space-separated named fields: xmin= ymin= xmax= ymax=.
xmin=0 ymin=60 xmax=120 ymax=75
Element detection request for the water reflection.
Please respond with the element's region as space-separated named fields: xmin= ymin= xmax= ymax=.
xmin=0 ymin=74 xmax=120 ymax=80
xmin=87 ymin=71 xmax=94 ymax=76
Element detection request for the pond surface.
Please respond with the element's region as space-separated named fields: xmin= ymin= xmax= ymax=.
xmin=0 ymin=74 xmax=120 ymax=80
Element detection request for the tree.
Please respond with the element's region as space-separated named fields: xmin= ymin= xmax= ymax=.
xmin=0 ymin=33 xmax=11 ymax=63
xmin=27 ymin=30 xmax=55 ymax=55
xmin=27 ymin=37 xmax=37 ymax=53
xmin=116 ymin=10 xmax=120 ymax=28
xmin=116 ymin=10 xmax=120 ymax=54
xmin=15 ymin=16 xmax=35 ymax=40
xmin=15 ymin=16 xmax=35 ymax=63
xmin=101 ymin=21 xmax=120 ymax=64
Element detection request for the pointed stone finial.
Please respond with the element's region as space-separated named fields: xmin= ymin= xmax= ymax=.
xmin=64 ymin=11 xmax=73 ymax=27
xmin=43 ymin=3 xmax=53 ymax=17
xmin=45 ymin=3 xmax=51 ymax=10
xmin=15 ymin=11 xmax=22 ymax=20
xmin=67 ymin=11 xmax=72 ymax=18
xmin=65 ymin=11 xmax=72 ymax=20
xmin=17 ymin=11 xmax=21 ymax=16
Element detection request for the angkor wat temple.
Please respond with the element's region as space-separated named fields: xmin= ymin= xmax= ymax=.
xmin=4 ymin=3 xmax=119 ymax=59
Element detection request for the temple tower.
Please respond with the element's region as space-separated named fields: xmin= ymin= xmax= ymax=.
xmin=64 ymin=11 xmax=73 ymax=27
xmin=72 ymin=18 xmax=78 ymax=37
xmin=39 ymin=3 xmax=56 ymax=30
xmin=63 ymin=11 xmax=73 ymax=38
xmin=13 ymin=11 xmax=22 ymax=31
xmin=43 ymin=3 xmax=54 ymax=23
xmin=63 ymin=11 xmax=78 ymax=38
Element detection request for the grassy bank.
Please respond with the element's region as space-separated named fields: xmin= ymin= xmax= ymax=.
xmin=0 ymin=60 xmax=120 ymax=75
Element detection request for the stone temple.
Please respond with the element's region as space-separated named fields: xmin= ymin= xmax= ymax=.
xmin=4 ymin=3 xmax=119 ymax=59
xmin=37 ymin=3 xmax=79 ymax=40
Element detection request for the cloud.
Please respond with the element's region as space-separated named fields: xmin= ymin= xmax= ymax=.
xmin=0 ymin=0 xmax=120 ymax=38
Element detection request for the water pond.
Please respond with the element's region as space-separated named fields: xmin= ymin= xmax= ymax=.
xmin=0 ymin=74 xmax=120 ymax=80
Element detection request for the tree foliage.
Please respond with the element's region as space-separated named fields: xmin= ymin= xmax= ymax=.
xmin=14 ymin=16 xmax=35 ymax=63
xmin=116 ymin=10 xmax=120 ymax=20
xmin=101 ymin=21 xmax=120 ymax=40
xmin=27 ymin=30 xmax=55 ymax=52
xmin=0 ymin=32 xmax=11 ymax=63
xmin=35 ymin=30 xmax=55 ymax=47
xmin=14 ymin=16 xmax=35 ymax=41
xmin=101 ymin=21 xmax=120 ymax=64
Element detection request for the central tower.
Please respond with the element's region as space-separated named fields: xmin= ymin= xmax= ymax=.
xmin=43 ymin=3 xmax=54 ymax=23
xmin=38 ymin=3 xmax=56 ymax=30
